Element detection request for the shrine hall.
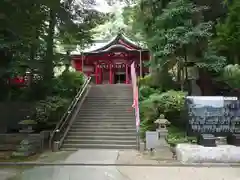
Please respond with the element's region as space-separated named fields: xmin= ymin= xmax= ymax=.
xmin=71 ymin=34 xmax=150 ymax=84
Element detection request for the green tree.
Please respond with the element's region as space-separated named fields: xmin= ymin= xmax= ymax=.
xmin=131 ymin=0 xmax=226 ymax=90
xmin=0 ymin=0 xmax=107 ymax=100
xmin=214 ymin=0 xmax=240 ymax=64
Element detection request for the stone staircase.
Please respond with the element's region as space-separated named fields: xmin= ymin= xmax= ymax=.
xmin=61 ymin=84 xmax=137 ymax=150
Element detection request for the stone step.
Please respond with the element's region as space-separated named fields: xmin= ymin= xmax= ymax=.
xmin=82 ymin=103 xmax=132 ymax=106
xmin=69 ymin=128 xmax=136 ymax=133
xmin=78 ymin=112 xmax=134 ymax=114
xmin=83 ymin=103 xmax=132 ymax=106
xmin=61 ymin=143 xmax=137 ymax=150
xmin=75 ymin=116 xmax=134 ymax=120
xmin=67 ymin=131 xmax=136 ymax=136
xmin=77 ymin=114 xmax=134 ymax=117
xmin=64 ymin=139 xmax=136 ymax=145
xmin=73 ymin=121 xmax=135 ymax=125
xmin=71 ymin=124 xmax=135 ymax=128
xmin=85 ymin=97 xmax=133 ymax=102
xmin=80 ymin=106 xmax=132 ymax=109
xmin=78 ymin=108 xmax=134 ymax=111
xmin=66 ymin=135 xmax=136 ymax=141
xmin=74 ymin=121 xmax=135 ymax=125
xmin=85 ymin=96 xmax=133 ymax=99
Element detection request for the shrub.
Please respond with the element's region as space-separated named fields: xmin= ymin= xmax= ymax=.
xmin=156 ymin=90 xmax=187 ymax=127
xmin=139 ymin=86 xmax=160 ymax=101
xmin=156 ymin=90 xmax=186 ymax=113
xmin=139 ymin=97 xmax=159 ymax=138
xmin=222 ymin=64 xmax=240 ymax=89
xmin=34 ymin=96 xmax=70 ymax=125
xmin=139 ymin=90 xmax=187 ymax=138
xmin=138 ymin=75 xmax=153 ymax=87
xmin=52 ymin=71 xmax=84 ymax=98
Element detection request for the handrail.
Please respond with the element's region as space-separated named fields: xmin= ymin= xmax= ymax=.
xmin=49 ymin=76 xmax=91 ymax=150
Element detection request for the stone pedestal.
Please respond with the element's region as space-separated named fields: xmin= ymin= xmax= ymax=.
xmin=197 ymin=134 xmax=216 ymax=147
xmin=155 ymin=129 xmax=170 ymax=152
xmin=227 ymin=134 xmax=240 ymax=146
xmin=53 ymin=141 xmax=60 ymax=152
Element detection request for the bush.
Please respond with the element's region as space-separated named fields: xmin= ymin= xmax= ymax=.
xmin=139 ymin=98 xmax=159 ymax=138
xmin=139 ymin=90 xmax=187 ymax=138
xmin=34 ymin=96 xmax=70 ymax=125
xmin=138 ymin=75 xmax=153 ymax=87
xmin=156 ymin=90 xmax=186 ymax=113
xmin=53 ymin=71 xmax=84 ymax=98
xmin=139 ymin=86 xmax=160 ymax=101
xmin=222 ymin=64 xmax=240 ymax=89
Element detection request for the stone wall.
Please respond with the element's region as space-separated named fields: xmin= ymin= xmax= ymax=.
xmin=0 ymin=131 xmax=51 ymax=152
xmin=0 ymin=102 xmax=34 ymax=133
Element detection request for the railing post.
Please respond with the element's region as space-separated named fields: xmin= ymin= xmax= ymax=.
xmin=52 ymin=129 xmax=60 ymax=152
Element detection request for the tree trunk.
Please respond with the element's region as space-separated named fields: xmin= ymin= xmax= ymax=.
xmin=45 ymin=9 xmax=56 ymax=88
xmin=233 ymin=54 xmax=239 ymax=64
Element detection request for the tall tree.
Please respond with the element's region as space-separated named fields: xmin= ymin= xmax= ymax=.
xmin=214 ymin=0 xmax=240 ymax=65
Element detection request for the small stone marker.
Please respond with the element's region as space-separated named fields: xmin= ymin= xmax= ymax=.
xmin=146 ymin=131 xmax=158 ymax=150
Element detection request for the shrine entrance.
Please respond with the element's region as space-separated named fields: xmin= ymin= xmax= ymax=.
xmin=114 ymin=73 xmax=126 ymax=84
xmin=71 ymin=33 xmax=150 ymax=84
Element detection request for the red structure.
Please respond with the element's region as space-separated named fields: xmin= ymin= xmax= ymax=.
xmin=71 ymin=34 xmax=150 ymax=84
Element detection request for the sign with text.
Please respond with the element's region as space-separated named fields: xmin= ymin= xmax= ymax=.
xmin=186 ymin=96 xmax=240 ymax=136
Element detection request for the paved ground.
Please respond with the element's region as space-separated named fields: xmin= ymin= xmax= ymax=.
xmin=2 ymin=150 xmax=240 ymax=180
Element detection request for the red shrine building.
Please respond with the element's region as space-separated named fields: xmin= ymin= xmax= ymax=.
xmin=71 ymin=34 xmax=150 ymax=84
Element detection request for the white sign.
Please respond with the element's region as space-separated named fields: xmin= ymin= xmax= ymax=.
xmin=97 ymin=64 xmax=126 ymax=69
xmin=146 ymin=131 xmax=158 ymax=150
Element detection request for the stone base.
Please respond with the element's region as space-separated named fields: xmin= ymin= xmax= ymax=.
xmin=176 ymin=143 xmax=240 ymax=163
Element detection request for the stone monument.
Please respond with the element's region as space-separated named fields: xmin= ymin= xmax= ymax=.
xmin=176 ymin=96 xmax=240 ymax=163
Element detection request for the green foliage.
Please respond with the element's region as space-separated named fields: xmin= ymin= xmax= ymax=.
xmin=19 ymin=120 xmax=37 ymax=125
xmin=196 ymin=49 xmax=227 ymax=72
xmin=214 ymin=0 xmax=240 ymax=64
xmin=139 ymin=86 xmax=160 ymax=101
xmin=156 ymin=90 xmax=186 ymax=113
xmin=166 ymin=126 xmax=196 ymax=146
xmin=52 ymin=71 xmax=84 ymax=98
xmin=139 ymin=90 xmax=186 ymax=138
xmin=140 ymin=98 xmax=159 ymax=138
xmin=138 ymin=75 xmax=153 ymax=87
xmin=34 ymin=96 xmax=69 ymax=124
xmin=1 ymin=0 xmax=107 ymax=100
xmin=222 ymin=64 xmax=240 ymax=88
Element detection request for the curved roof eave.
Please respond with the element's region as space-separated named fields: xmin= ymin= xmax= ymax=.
xmin=85 ymin=33 xmax=145 ymax=53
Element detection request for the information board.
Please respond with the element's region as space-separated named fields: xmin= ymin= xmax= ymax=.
xmin=186 ymin=96 xmax=240 ymax=136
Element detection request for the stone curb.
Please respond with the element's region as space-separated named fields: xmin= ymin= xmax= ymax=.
xmin=1 ymin=162 xmax=240 ymax=167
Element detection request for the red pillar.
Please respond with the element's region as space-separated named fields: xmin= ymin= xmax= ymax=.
xmin=99 ymin=67 xmax=102 ymax=84
xmin=109 ymin=63 xmax=112 ymax=84
xmin=125 ymin=64 xmax=129 ymax=84
xmin=95 ymin=64 xmax=99 ymax=84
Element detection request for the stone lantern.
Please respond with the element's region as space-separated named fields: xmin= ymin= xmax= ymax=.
xmin=154 ymin=114 xmax=171 ymax=150
xmin=155 ymin=114 xmax=170 ymax=138
xmin=19 ymin=116 xmax=37 ymax=133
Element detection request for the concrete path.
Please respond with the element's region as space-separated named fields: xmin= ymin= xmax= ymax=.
xmin=2 ymin=149 xmax=240 ymax=180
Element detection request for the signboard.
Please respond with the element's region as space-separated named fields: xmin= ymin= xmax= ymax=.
xmin=186 ymin=96 xmax=240 ymax=136
xmin=97 ymin=63 xmax=140 ymax=69
xmin=146 ymin=131 xmax=158 ymax=150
